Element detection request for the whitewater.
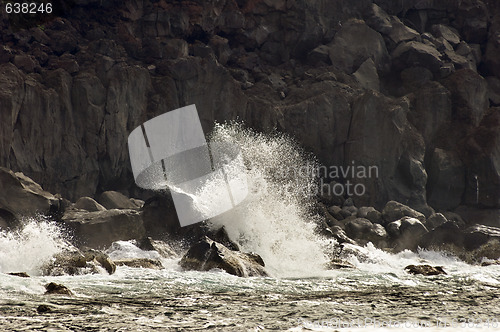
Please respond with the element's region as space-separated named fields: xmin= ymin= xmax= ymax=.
xmin=0 ymin=123 xmax=499 ymax=331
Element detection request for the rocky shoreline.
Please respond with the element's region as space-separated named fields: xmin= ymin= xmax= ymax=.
xmin=1 ymin=165 xmax=499 ymax=282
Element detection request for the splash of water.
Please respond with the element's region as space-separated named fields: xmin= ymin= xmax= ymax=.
xmin=201 ymin=123 xmax=330 ymax=277
xmin=0 ymin=218 xmax=70 ymax=276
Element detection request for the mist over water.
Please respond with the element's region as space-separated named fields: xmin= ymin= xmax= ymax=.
xmin=204 ymin=123 xmax=331 ymax=277
xmin=0 ymin=218 xmax=70 ymax=276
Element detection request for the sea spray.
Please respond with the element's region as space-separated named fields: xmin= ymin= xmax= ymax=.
xmin=202 ymin=123 xmax=331 ymax=277
xmin=0 ymin=217 xmax=70 ymax=276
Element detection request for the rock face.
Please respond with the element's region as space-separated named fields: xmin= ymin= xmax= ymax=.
xmin=180 ymin=236 xmax=267 ymax=277
xmin=0 ymin=0 xmax=498 ymax=230
xmin=0 ymin=167 xmax=60 ymax=223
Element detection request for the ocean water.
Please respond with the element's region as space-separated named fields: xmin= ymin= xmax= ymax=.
xmin=1 ymin=124 xmax=499 ymax=331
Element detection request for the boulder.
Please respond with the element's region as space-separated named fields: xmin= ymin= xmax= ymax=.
xmin=327 ymin=225 xmax=357 ymax=245
xmin=0 ymin=167 xmax=60 ymax=221
xmin=179 ymin=237 xmax=267 ymax=277
xmin=387 ymin=17 xmax=420 ymax=45
xmin=405 ymin=264 xmax=446 ymax=276
xmin=391 ymin=41 xmax=443 ymax=74
xmin=137 ymin=237 xmax=177 ymax=258
xmin=43 ymin=249 xmax=116 ymax=275
xmin=426 ymin=213 xmax=447 ymax=230
xmin=345 ymin=218 xmax=387 ymax=246
xmin=45 ymin=282 xmax=73 ymax=296
xmin=418 ymin=221 xmax=464 ymax=250
xmin=74 ymin=197 xmax=106 ymax=212
xmin=463 ymin=225 xmax=500 ymax=251
xmin=431 ymin=24 xmax=460 ymax=46
xmin=98 ymin=191 xmax=138 ymax=210
xmin=357 ymin=206 xmax=378 ymax=219
xmin=206 ymin=226 xmax=240 ymax=251
xmin=388 ymin=217 xmax=428 ymax=251
xmin=382 ymin=201 xmax=426 ymax=225
xmin=61 ymin=209 xmax=145 ymax=249
xmin=114 ymin=258 xmax=163 ymax=270
xmin=328 ymin=19 xmax=390 ymax=74
xmin=364 ymin=3 xmax=392 ymax=35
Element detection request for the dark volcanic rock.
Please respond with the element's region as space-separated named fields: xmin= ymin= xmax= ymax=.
xmin=0 ymin=167 xmax=60 ymax=221
xmin=43 ymin=249 xmax=116 ymax=275
xmin=328 ymin=19 xmax=390 ymax=74
xmin=45 ymin=282 xmax=73 ymax=296
xmin=98 ymin=191 xmax=139 ymax=210
xmin=7 ymin=272 xmax=30 ymax=278
xmin=405 ymin=264 xmax=446 ymax=276
xmin=137 ymin=237 xmax=177 ymax=259
xmin=179 ymin=236 xmax=267 ymax=277
xmin=74 ymin=197 xmax=106 ymax=212
xmin=114 ymin=258 xmax=163 ymax=270
xmin=61 ymin=208 xmax=145 ymax=249
xmin=382 ymin=201 xmax=426 ymax=225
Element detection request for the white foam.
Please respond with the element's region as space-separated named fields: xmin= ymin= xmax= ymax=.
xmin=0 ymin=218 xmax=70 ymax=276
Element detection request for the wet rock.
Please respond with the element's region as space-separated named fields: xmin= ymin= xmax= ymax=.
xmin=388 ymin=217 xmax=428 ymax=251
xmin=37 ymin=304 xmax=52 ymax=313
xmin=328 ymin=226 xmax=357 ymax=245
xmin=180 ymin=237 xmax=267 ymax=277
xmin=137 ymin=237 xmax=177 ymax=259
xmin=345 ymin=218 xmax=387 ymax=246
xmin=43 ymin=249 xmax=116 ymax=275
xmin=206 ymin=226 xmax=240 ymax=251
xmin=391 ymin=41 xmax=443 ymax=74
xmin=327 ymin=258 xmax=355 ymax=269
xmin=114 ymin=258 xmax=163 ymax=270
xmin=7 ymin=272 xmax=30 ymax=278
xmin=418 ymin=221 xmax=464 ymax=250
xmin=405 ymin=264 xmax=446 ymax=276
xmin=98 ymin=191 xmax=138 ymax=210
xmin=463 ymin=225 xmax=500 ymax=251
xmin=426 ymin=149 xmax=465 ymax=211
xmin=0 ymin=167 xmax=60 ymax=221
xmin=328 ymin=19 xmax=390 ymax=74
xmin=45 ymin=282 xmax=73 ymax=296
xmin=357 ymin=207 xmax=377 ymax=219
xmin=426 ymin=213 xmax=448 ymax=231
xmin=382 ymin=201 xmax=426 ymax=225
xmin=61 ymin=209 xmax=145 ymax=249
xmin=74 ymin=197 xmax=106 ymax=212
xmin=328 ymin=205 xmax=344 ymax=221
